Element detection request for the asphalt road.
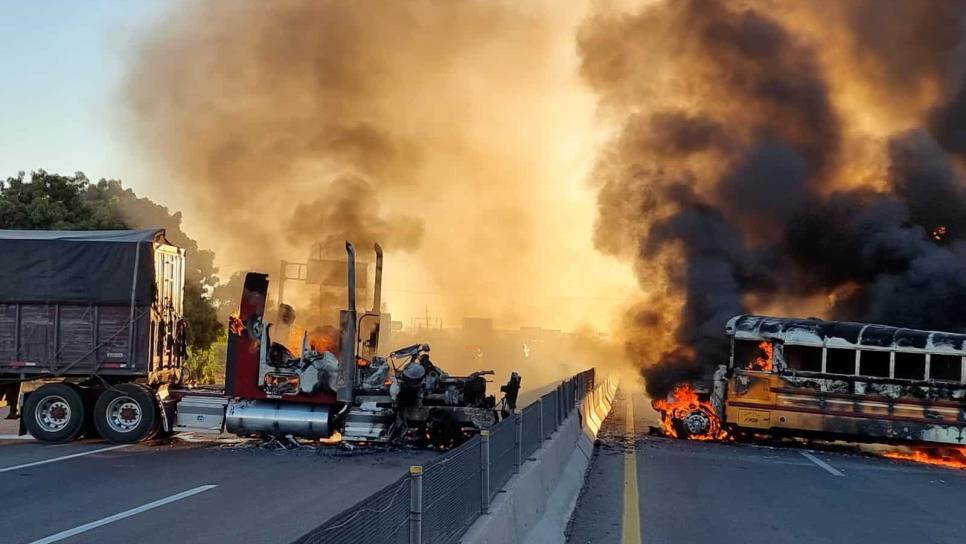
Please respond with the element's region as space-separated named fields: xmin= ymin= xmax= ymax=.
xmin=0 ymin=407 xmax=434 ymax=544
xmin=567 ymin=388 xmax=966 ymax=544
xmin=0 ymin=376 xmax=563 ymax=544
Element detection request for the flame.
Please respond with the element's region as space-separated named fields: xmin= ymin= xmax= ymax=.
xmin=747 ymin=341 xmax=774 ymax=372
xmin=228 ymin=312 xmax=244 ymax=336
xmin=287 ymin=325 xmax=339 ymax=355
xmin=932 ymin=225 xmax=948 ymax=241
xmin=883 ymin=446 xmax=966 ymax=470
xmin=651 ymin=383 xmax=726 ymax=440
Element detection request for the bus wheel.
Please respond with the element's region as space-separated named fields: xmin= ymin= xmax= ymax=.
xmin=24 ymin=383 xmax=87 ymax=444
xmin=94 ymin=384 xmax=159 ymax=444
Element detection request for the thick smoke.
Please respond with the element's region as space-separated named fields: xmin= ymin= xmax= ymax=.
xmin=124 ymin=1 xmax=633 ymax=383
xmin=285 ymin=175 xmax=423 ymax=253
xmin=579 ymin=0 xmax=966 ymax=397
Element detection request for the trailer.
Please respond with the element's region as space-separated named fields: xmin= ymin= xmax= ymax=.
xmin=0 ymin=229 xmax=185 ymax=442
xmin=2 ymin=231 xmax=519 ymax=447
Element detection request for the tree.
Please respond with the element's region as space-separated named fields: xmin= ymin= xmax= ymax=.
xmin=184 ymin=283 xmax=223 ymax=351
xmin=0 ymin=169 xmax=223 ymax=352
xmin=0 ymin=170 xmax=126 ymax=229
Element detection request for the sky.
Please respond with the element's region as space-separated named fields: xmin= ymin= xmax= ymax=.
xmin=0 ymin=1 xmax=167 ymax=192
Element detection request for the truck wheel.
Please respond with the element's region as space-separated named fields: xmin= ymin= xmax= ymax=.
xmin=94 ymin=384 xmax=159 ymax=444
xmin=24 ymin=383 xmax=87 ymax=444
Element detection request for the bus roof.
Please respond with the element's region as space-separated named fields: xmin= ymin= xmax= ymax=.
xmin=726 ymin=315 xmax=966 ymax=355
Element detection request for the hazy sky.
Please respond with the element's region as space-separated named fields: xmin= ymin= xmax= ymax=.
xmin=0 ymin=2 xmax=168 ymax=192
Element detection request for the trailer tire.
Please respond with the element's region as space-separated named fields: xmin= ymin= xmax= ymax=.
xmin=94 ymin=384 xmax=159 ymax=444
xmin=24 ymin=383 xmax=87 ymax=444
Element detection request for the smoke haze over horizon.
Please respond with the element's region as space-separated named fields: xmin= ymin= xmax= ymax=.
xmin=123 ymin=0 xmax=635 ymax=339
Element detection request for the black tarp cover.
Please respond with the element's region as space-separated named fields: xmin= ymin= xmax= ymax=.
xmin=0 ymin=229 xmax=166 ymax=304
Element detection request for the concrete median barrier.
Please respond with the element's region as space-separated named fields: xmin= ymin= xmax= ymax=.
xmin=460 ymin=378 xmax=618 ymax=544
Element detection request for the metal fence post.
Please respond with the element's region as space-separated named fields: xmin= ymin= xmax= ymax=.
xmin=480 ymin=430 xmax=491 ymax=514
xmin=514 ymin=413 xmax=522 ymax=473
xmin=410 ymin=466 xmax=423 ymax=544
xmin=552 ymin=388 xmax=558 ymax=428
xmin=557 ymin=386 xmax=564 ymax=425
xmin=537 ymin=398 xmax=545 ymax=442
xmin=555 ymin=387 xmax=561 ymax=427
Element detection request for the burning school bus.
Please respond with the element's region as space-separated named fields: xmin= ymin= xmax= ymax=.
xmin=656 ymin=315 xmax=966 ymax=447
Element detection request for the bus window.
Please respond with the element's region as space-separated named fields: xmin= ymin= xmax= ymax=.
xmin=734 ymin=340 xmax=772 ymax=370
xmin=894 ymin=352 xmax=925 ymax=380
xmin=930 ymin=355 xmax=962 ymax=382
xmin=826 ymin=348 xmax=856 ymax=375
xmin=784 ymin=345 xmax=822 ymax=372
xmin=859 ymin=350 xmax=890 ymax=378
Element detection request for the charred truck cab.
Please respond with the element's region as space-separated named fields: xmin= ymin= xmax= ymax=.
xmin=708 ymin=315 xmax=966 ymax=446
xmin=174 ymin=241 xmax=520 ymax=447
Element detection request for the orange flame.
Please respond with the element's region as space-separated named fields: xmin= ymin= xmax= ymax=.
xmin=883 ymin=446 xmax=966 ymax=470
xmin=228 ymin=312 xmax=244 ymax=336
xmin=747 ymin=341 xmax=773 ymax=371
xmin=287 ymin=325 xmax=340 ymax=355
xmin=651 ymin=383 xmax=726 ymax=440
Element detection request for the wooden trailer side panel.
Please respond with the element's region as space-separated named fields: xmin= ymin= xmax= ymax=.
xmin=0 ymin=302 xmax=151 ymax=377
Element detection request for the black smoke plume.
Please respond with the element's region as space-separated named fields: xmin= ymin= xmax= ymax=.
xmin=579 ymin=0 xmax=966 ymax=397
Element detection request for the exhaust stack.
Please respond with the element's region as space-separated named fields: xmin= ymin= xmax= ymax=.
xmin=337 ymin=241 xmax=357 ymax=404
xmin=372 ymin=243 xmax=383 ymax=313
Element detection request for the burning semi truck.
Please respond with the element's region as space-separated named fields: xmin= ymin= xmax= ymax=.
xmin=654 ymin=315 xmax=966 ymax=448
xmin=0 ymin=230 xmax=520 ymax=446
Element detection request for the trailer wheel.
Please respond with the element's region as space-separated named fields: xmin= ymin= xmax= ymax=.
xmin=94 ymin=384 xmax=159 ymax=444
xmin=24 ymin=383 xmax=87 ymax=444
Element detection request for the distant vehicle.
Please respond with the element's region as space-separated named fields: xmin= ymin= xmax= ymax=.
xmin=656 ymin=315 xmax=966 ymax=446
xmin=0 ymin=230 xmax=519 ymax=446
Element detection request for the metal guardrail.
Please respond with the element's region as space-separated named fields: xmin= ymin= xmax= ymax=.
xmin=295 ymin=368 xmax=597 ymax=544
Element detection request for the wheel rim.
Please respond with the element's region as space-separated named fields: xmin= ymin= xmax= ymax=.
xmin=105 ymin=395 xmax=142 ymax=433
xmin=35 ymin=395 xmax=72 ymax=433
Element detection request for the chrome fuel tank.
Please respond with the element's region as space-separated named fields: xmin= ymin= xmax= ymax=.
xmin=225 ymin=399 xmax=333 ymax=439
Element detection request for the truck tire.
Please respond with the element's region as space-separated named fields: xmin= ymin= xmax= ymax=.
xmin=93 ymin=384 xmax=159 ymax=444
xmin=24 ymin=383 xmax=87 ymax=444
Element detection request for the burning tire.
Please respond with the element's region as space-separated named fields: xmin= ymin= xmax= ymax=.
xmin=653 ymin=384 xmax=725 ymax=440
xmin=674 ymin=408 xmax=713 ymax=438
xmin=24 ymin=383 xmax=88 ymax=444
xmin=94 ymin=383 xmax=159 ymax=444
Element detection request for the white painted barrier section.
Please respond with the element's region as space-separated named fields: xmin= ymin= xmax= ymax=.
xmin=461 ymin=378 xmax=618 ymax=544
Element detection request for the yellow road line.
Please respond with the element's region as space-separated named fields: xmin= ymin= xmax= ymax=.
xmin=622 ymin=391 xmax=642 ymax=544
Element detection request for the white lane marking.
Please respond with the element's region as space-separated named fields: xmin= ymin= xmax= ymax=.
xmin=0 ymin=434 xmax=34 ymax=440
xmin=0 ymin=445 xmax=128 ymax=473
xmin=801 ymin=451 xmax=845 ymax=477
xmin=28 ymin=484 xmax=218 ymax=544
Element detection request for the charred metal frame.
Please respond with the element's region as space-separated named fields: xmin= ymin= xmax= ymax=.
xmin=720 ymin=315 xmax=966 ymax=445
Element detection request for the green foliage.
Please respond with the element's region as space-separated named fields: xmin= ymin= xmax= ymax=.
xmin=0 ymin=169 xmax=224 ymax=352
xmin=184 ymin=334 xmax=227 ymax=385
xmin=0 ymin=171 xmax=126 ymax=229
xmin=184 ymin=282 xmax=224 ymax=352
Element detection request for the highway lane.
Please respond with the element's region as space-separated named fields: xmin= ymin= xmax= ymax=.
xmin=0 ymin=376 xmax=565 ymax=544
xmin=567 ymin=388 xmax=966 ymax=544
xmin=0 ymin=413 xmax=435 ymax=544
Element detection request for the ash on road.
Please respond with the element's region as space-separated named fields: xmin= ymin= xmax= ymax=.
xmin=567 ymin=388 xmax=966 ymax=544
